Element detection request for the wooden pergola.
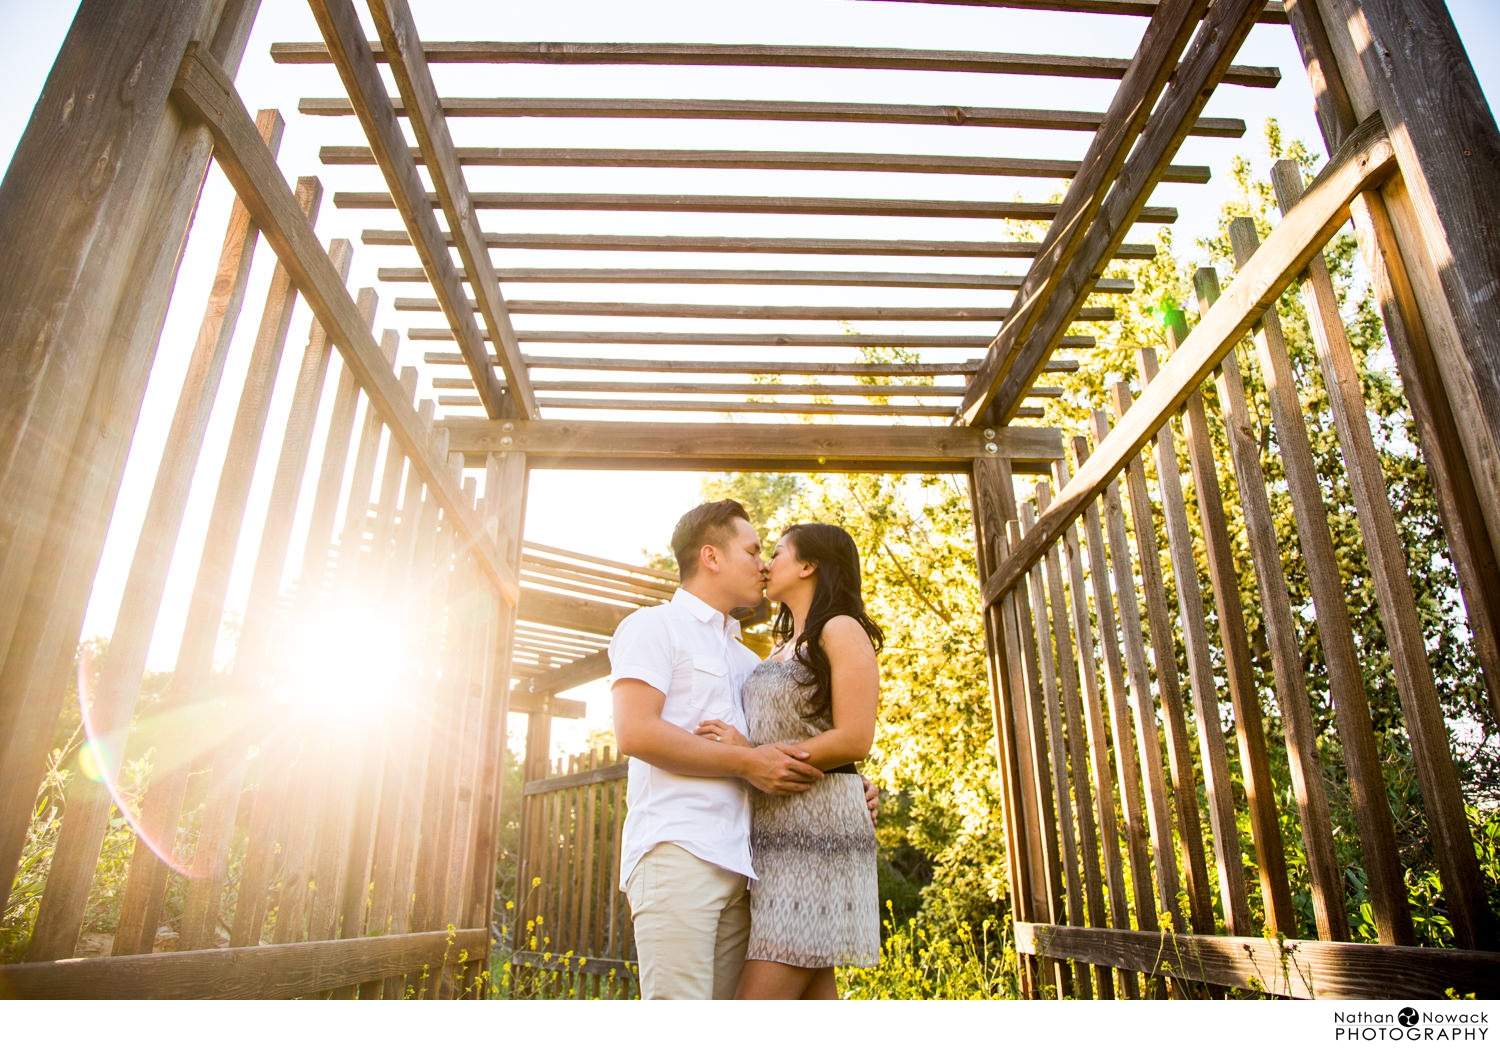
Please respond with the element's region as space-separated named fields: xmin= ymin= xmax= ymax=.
xmin=1 ymin=0 xmax=1497 ymax=998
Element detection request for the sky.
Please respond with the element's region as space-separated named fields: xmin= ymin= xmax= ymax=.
xmin=2 ymin=0 xmax=1497 ymax=746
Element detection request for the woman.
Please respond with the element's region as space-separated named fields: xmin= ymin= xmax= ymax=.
xmin=696 ymin=522 xmax=883 ymax=999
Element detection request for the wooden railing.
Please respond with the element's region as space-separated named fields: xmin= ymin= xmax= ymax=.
xmin=975 ymin=127 xmax=1500 ymax=998
xmin=510 ymin=748 xmax=637 ymax=999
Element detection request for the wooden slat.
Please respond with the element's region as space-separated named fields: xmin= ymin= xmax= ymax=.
xmin=959 ymin=0 xmax=1213 ymax=426
xmin=339 ymin=189 xmax=1176 ymax=224
xmin=0 ymin=929 xmax=489 ymax=999
xmin=1015 ymin=923 xmax=1500 ymax=999
xmin=24 ymin=111 xmax=282 ymax=962
xmin=273 ymin=39 xmax=1278 ymax=87
xmin=1270 ymin=166 xmax=1495 ymax=949
xmin=397 ymin=298 xmax=1116 ymax=323
xmin=170 ymin=44 xmax=518 ymax=602
xmin=300 ymin=95 xmax=1247 ymax=138
xmin=437 ymin=378 xmax=972 ymax=398
xmin=441 ymin=419 xmax=1061 ymax=474
xmin=1168 ymin=302 xmax=1346 ymax=942
xmin=859 ymin=0 xmax=1287 ymax=22
xmin=1092 ymin=411 xmax=1184 ymax=935
xmin=1020 ymin=503 xmax=1090 ymax=996
xmin=519 ymin=652 xmax=612 ymax=698
xmin=363 ymin=227 xmax=1158 ymax=259
xmin=427 ymin=352 xmax=1080 ymax=376
xmin=306 ymin=1 xmax=515 ymax=418
xmin=439 ymin=396 xmax=1024 ymax=418
xmin=320 ymin=144 xmax=1213 ymax=183
xmin=969 ymin=0 xmax=1269 ymax=424
xmin=1073 ymin=439 xmax=1150 ymax=995
xmin=979 ymin=111 xmax=1395 ymax=608
xmin=523 ymin=763 xmax=630 ymax=796
xmin=1216 ymin=224 xmax=1415 ymax=943
xmin=1133 ymin=347 xmax=1252 ymax=937
xmin=380 ymin=266 xmax=1136 ymax=292
xmin=1108 ymin=385 xmax=1213 ymax=936
xmin=411 ymin=329 xmax=1094 ymax=349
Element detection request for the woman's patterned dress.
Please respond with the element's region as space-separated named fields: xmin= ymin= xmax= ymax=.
xmin=742 ymin=659 xmax=879 ymax=969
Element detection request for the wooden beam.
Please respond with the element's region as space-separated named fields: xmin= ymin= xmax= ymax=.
xmin=959 ymin=0 xmax=1211 ymax=426
xmin=337 ymin=189 xmax=1176 ymax=224
xmin=299 ymin=95 xmax=1247 ymax=138
xmin=523 ymin=762 xmax=627 ymax=796
xmin=0 ymin=929 xmax=487 ymax=999
xmin=423 ymin=352 xmax=1081 ymax=376
xmin=362 ymin=227 xmax=1158 ymax=259
xmin=520 ymin=651 xmax=612 ymax=697
xmin=306 ymin=0 xmax=524 ymax=418
xmin=440 ymin=419 xmax=1062 ymax=474
xmin=963 ymin=0 xmax=1266 ymax=424
xmin=169 ymin=44 xmax=518 ymax=603
xmin=439 ymin=395 xmax=1033 ymax=418
xmin=862 ymin=0 xmax=1287 ymax=23
xmin=434 ymin=378 xmax=976 ymax=398
xmin=518 ymin=587 xmax=634 ymax=636
xmin=377 ymin=266 xmax=1137 ymax=293
xmin=363 ymin=0 xmax=538 ymax=420
xmin=507 ymin=691 xmax=589 ymax=719
xmin=318 ymin=144 xmax=1213 ymax=183
xmin=273 ymin=39 xmax=1278 ymax=87
xmin=395 ymin=298 xmax=1115 ymax=323
xmin=1016 ymin=923 xmax=1500 ymax=999
xmin=409 ymin=329 xmax=1095 ymax=349
xmin=978 ymin=112 xmax=1395 ymax=608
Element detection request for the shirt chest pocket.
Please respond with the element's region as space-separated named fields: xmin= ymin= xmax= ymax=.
xmin=690 ymin=655 xmax=733 ymax=719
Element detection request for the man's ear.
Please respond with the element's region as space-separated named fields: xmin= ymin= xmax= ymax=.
xmin=699 ymin=543 xmax=721 ymax=576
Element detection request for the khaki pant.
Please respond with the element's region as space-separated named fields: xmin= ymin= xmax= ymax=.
xmin=624 ymin=842 xmax=751 ymax=1000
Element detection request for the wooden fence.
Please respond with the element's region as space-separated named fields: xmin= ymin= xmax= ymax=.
xmin=972 ymin=125 xmax=1500 ymax=999
xmin=509 ymin=748 xmax=636 ymax=999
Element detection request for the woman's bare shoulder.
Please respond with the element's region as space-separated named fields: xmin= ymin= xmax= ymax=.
xmin=821 ymin=615 xmax=878 ymax=659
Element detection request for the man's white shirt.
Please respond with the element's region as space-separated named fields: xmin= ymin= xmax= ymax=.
xmin=608 ymin=588 xmax=762 ymax=890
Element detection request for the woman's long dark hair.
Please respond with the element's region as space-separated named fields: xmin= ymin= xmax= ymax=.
xmin=771 ymin=523 xmax=884 ymax=726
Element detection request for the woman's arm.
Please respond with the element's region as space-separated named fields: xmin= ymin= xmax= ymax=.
xmin=791 ymin=615 xmax=880 ymax=769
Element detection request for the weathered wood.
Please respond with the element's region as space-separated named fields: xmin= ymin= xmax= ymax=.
xmin=1270 ymin=168 xmax=1495 ymax=950
xmin=519 ymin=653 xmax=612 ymax=699
xmin=860 ymin=0 xmax=1287 ymax=21
xmin=1218 ymin=223 xmax=1414 ymax=944
xmin=979 ymin=111 xmax=1395 ymax=607
xmin=427 ymin=352 xmax=1080 ymax=376
xmin=0 ymin=0 xmax=261 ymax=921
xmin=960 ymin=0 xmax=1211 ymax=427
xmin=1092 ymin=411 xmax=1184 ymax=935
xmin=439 ymin=395 xmax=1044 ymax=418
xmin=368 ymin=0 xmax=539 ymax=422
xmin=970 ymin=0 xmax=1269 ymax=424
xmin=438 ymin=379 xmax=968 ymax=399
xmin=1168 ymin=297 xmax=1346 ymax=943
xmin=1015 ymin=923 xmax=1500 ymax=1000
xmin=274 ymin=39 xmax=1276 ymax=86
xmin=413 ymin=329 xmax=1092 ymax=350
xmin=364 ymin=227 xmax=1157 ymax=260
xmin=1049 ymin=456 xmax=1122 ymax=997
xmin=1335 ymin=0 xmax=1500 ymax=576
xmin=1133 ymin=348 xmax=1251 ymax=937
xmin=170 ymin=44 xmax=518 ymax=602
xmin=440 ymin=419 xmax=1060 ymax=474
xmin=110 ymin=176 xmax=321 ymax=958
xmin=1020 ymin=501 xmax=1091 ymax=996
xmin=517 ymin=589 xmax=635 ymax=638
xmin=306 ymin=0 xmax=517 ymax=419
xmin=25 ymin=110 xmax=282 ymax=962
xmin=398 ymin=298 xmax=1116 ymax=324
xmin=381 ymin=265 xmax=1135 ymax=293
xmin=341 ymin=189 xmax=1175 ymax=224
xmin=0 ymin=929 xmax=487 ymax=999
xmin=321 ymin=144 xmax=1212 ymax=182
xmin=1108 ymin=384 xmax=1213 ymax=935
xmin=300 ymin=94 xmax=1247 ymax=137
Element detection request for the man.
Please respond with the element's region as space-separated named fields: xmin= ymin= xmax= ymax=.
xmin=610 ymin=500 xmax=874 ymax=1000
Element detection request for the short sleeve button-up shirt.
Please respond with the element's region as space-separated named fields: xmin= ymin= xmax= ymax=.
xmin=608 ymin=588 xmax=763 ymax=889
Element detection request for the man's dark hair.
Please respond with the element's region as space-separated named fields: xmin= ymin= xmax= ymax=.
xmin=671 ymin=499 xmax=750 ymax=581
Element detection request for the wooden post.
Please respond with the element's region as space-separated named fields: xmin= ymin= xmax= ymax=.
xmin=0 ymin=0 xmax=260 ymax=922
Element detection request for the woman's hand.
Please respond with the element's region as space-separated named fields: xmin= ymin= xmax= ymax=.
xmin=694 ymin=719 xmax=750 ymax=748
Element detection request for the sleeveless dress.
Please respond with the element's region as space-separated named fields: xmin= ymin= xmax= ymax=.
xmin=742 ymin=658 xmax=880 ymax=969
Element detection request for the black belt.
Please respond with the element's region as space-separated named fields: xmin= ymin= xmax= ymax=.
xmin=826 ymin=763 xmax=859 ymax=775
